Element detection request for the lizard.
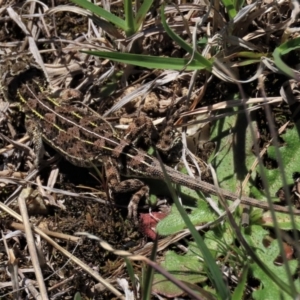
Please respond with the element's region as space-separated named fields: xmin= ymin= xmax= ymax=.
xmin=2 ymin=56 xmax=300 ymax=222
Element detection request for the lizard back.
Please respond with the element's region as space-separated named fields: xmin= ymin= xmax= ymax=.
xmin=6 ymin=66 xmax=125 ymax=167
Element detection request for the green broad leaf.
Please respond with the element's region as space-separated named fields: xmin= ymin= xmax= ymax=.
xmin=245 ymin=225 xmax=299 ymax=299
xmin=242 ymin=224 xmax=268 ymax=248
xmin=159 ymin=144 xmax=230 ymax=298
xmin=273 ymin=37 xmax=300 ymax=80
xmin=204 ymin=222 xmax=234 ymax=258
xmin=147 ymin=194 xmax=158 ymax=207
xmin=81 ymin=51 xmax=211 ymax=71
xmin=156 ymin=201 xmax=216 ymax=236
xmin=197 ymin=36 xmax=208 ymax=47
xmin=209 ymin=107 xmax=258 ymax=201
xmin=261 ymin=211 xmax=300 ymax=230
xmin=152 ymin=249 xmax=206 ymax=298
xmin=262 ymin=122 xmax=300 ymax=200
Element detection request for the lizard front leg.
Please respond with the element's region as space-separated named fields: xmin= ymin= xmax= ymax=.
xmin=105 ymin=157 xmax=149 ymax=223
xmin=25 ymin=117 xmax=45 ymax=167
xmin=124 ymin=115 xmax=159 ymax=147
xmin=125 ymin=108 xmax=186 ymax=159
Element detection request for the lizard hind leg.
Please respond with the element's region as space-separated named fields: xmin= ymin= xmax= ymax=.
xmin=111 ymin=178 xmax=149 ymax=223
xmin=120 ymin=179 xmax=149 ymax=222
xmin=105 ymin=159 xmax=149 ymax=223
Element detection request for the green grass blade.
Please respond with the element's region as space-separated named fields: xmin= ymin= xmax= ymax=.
xmin=135 ymin=0 xmax=154 ymax=30
xmin=234 ymin=51 xmax=269 ymax=58
xmin=273 ymin=37 xmax=300 ymax=80
xmin=233 ymin=0 xmax=245 ymax=12
xmin=231 ymin=59 xmax=261 ymax=67
xmin=160 ymin=5 xmax=212 ymax=70
xmin=124 ymin=0 xmax=135 ymax=36
xmin=221 ymin=0 xmax=237 ymax=19
xmin=124 ymin=258 xmax=138 ymax=298
xmin=81 ymin=50 xmax=209 ymax=71
xmin=156 ymin=155 xmax=230 ymax=299
xmin=232 ymin=265 xmax=248 ymax=300
xmin=142 ymin=238 xmax=158 ymax=300
xmin=70 ymin=0 xmax=126 ymax=30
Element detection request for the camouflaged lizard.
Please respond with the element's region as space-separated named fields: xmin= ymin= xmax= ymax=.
xmin=2 ymin=56 xmax=300 ymax=222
